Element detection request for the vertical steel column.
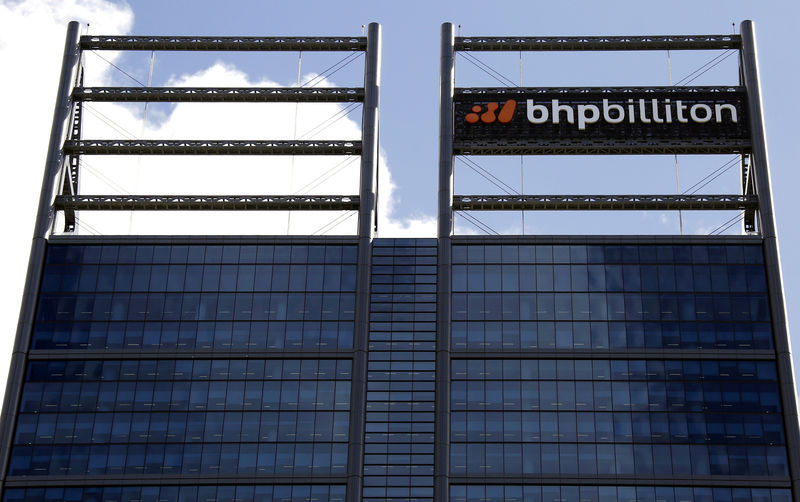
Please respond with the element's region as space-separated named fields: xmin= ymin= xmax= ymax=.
xmin=435 ymin=21 xmax=455 ymax=502
xmin=0 ymin=21 xmax=80 ymax=487
xmin=348 ymin=21 xmax=380 ymax=502
xmin=740 ymin=19 xmax=800 ymax=500
xmin=358 ymin=22 xmax=381 ymax=242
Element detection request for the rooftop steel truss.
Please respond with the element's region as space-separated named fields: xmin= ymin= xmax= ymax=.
xmin=73 ymin=86 xmax=364 ymax=102
xmin=81 ymin=35 xmax=367 ymax=51
xmin=53 ymin=27 xmax=381 ymax=234
xmin=453 ymin=194 xmax=758 ymax=211
xmin=441 ymin=25 xmax=760 ymax=237
xmin=54 ymin=194 xmax=359 ymax=211
xmin=455 ymin=85 xmax=744 ymax=95
xmin=452 ymin=139 xmax=749 ymax=156
xmin=455 ymin=34 xmax=741 ymax=51
xmin=63 ymin=139 xmax=361 ymax=155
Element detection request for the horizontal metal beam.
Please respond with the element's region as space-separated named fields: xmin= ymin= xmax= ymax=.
xmin=81 ymin=35 xmax=366 ymax=51
xmin=451 ymin=234 xmax=761 ymax=244
xmin=454 ymin=139 xmax=749 ymax=155
xmin=453 ymin=194 xmax=757 ymax=211
xmin=455 ymin=34 xmax=740 ymax=51
xmin=4 ymin=474 xmax=348 ymax=487
xmin=451 ymin=350 xmax=776 ymax=360
xmin=74 ymin=86 xmax=364 ymax=102
xmin=54 ymin=195 xmax=359 ymax=211
xmin=455 ymin=85 xmax=745 ymax=96
xmin=64 ymin=140 xmax=361 ymax=155
xmin=448 ymin=476 xmax=787 ymax=488
xmin=29 ymin=350 xmax=352 ymax=360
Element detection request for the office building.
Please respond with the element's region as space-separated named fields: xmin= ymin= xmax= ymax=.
xmin=0 ymin=20 xmax=798 ymax=502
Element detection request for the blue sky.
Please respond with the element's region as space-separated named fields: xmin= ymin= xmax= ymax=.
xmin=1 ymin=0 xmax=799 ymax=396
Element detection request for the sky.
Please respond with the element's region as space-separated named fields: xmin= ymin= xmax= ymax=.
xmin=0 ymin=0 xmax=799 ymax=401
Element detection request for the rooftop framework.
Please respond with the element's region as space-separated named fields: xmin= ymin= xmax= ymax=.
xmin=441 ymin=27 xmax=759 ymax=237
xmin=55 ymin=27 xmax=380 ymax=235
xmin=452 ymin=194 xmax=758 ymax=211
xmin=81 ymin=35 xmax=367 ymax=51
xmin=54 ymin=194 xmax=360 ymax=211
xmin=455 ymin=34 xmax=741 ymax=51
xmin=63 ymin=139 xmax=362 ymax=156
xmin=73 ymin=86 xmax=364 ymax=102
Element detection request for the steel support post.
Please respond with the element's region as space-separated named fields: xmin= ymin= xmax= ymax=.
xmin=0 ymin=21 xmax=81 ymax=489
xmin=740 ymin=19 xmax=800 ymax=500
xmin=435 ymin=21 xmax=455 ymax=502
xmin=348 ymin=21 xmax=380 ymax=502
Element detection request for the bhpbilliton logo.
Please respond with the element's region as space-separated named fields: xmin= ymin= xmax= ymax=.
xmin=465 ymin=99 xmax=517 ymax=124
xmin=464 ymin=97 xmax=739 ymax=130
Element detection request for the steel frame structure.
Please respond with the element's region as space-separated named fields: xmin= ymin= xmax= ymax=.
xmin=452 ymin=194 xmax=758 ymax=211
xmin=81 ymin=35 xmax=367 ymax=51
xmin=56 ymin=30 xmax=378 ymax=234
xmin=54 ymin=194 xmax=360 ymax=211
xmin=457 ymin=85 xmax=743 ymax=95
xmin=0 ymin=22 xmax=382 ymax=502
xmin=63 ymin=139 xmax=362 ymax=156
xmin=452 ymin=139 xmax=750 ymax=155
xmin=74 ymin=86 xmax=364 ymax=102
xmin=444 ymin=34 xmax=758 ymax=230
xmin=437 ymin=20 xmax=800 ymax=502
xmin=455 ymin=34 xmax=740 ymax=51
xmin=446 ymin=72 xmax=756 ymax=223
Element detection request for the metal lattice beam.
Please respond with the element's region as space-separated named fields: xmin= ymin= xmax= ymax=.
xmin=453 ymin=194 xmax=758 ymax=211
xmin=73 ymin=87 xmax=364 ymax=102
xmin=455 ymin=86 xmax=745 ymax=96
xmin=63 ymin=140 xmax=361 ymax=155
xmin=455 ymin=34 xmax=741 ymax=51
xmin=454 ymin=139 xmax=750 ymax=156
xmin=81 ymin=35 xmax=366 ymax=51
xmin=54 ymin=195 xmax=359 ymax=211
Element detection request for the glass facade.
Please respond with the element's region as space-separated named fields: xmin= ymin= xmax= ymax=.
xmin=4 ymin=242 xmax=357 ymax=499
xmin=33 ymin=243 xmax=357 ymax=351
xmin=450 ymin=485 xmax=792 ymax=502
xmin=451 ymin=243 xmax=771 ymax=351
xmin=11 ymin=358 xmax=351 ymax=476
xmin=4 ymin=485 xmax=346 ymax=502
xmin=0 ymin=238 xmax=795 ymax=502
xmin=450 ymin=358 xmax=786 ymax=476
xmin=448 ymin=242 xmax=792 ymax=500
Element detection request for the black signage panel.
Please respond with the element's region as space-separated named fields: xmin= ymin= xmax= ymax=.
xmin=453 ymin=87 xmax=750 ymax=155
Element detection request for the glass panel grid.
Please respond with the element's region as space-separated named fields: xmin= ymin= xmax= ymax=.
xmin=363 ymin=239 xmax=436 ymax=502
xmin=449 ymin=358 xmax=787 ymax=477
xmin=3 ymin=484 xmax=347 ymax=502
xmin=11 ymin=358 xmax=351 ymax=477
xmin=449 ymin=485 xmax=791 ymax=502
xmin=10 ymin=243 xmax=358 ymax=495
xmin=35 ymin=244 xmax=358 ymax=351
xmin=448 ymin=243 xmax=789 ymax=487
xmin=452 ymin=244 xmax=770 ymax=351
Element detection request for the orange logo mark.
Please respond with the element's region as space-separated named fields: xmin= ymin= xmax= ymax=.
xmin=465 ymin=99 xmax=517 ymax=124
